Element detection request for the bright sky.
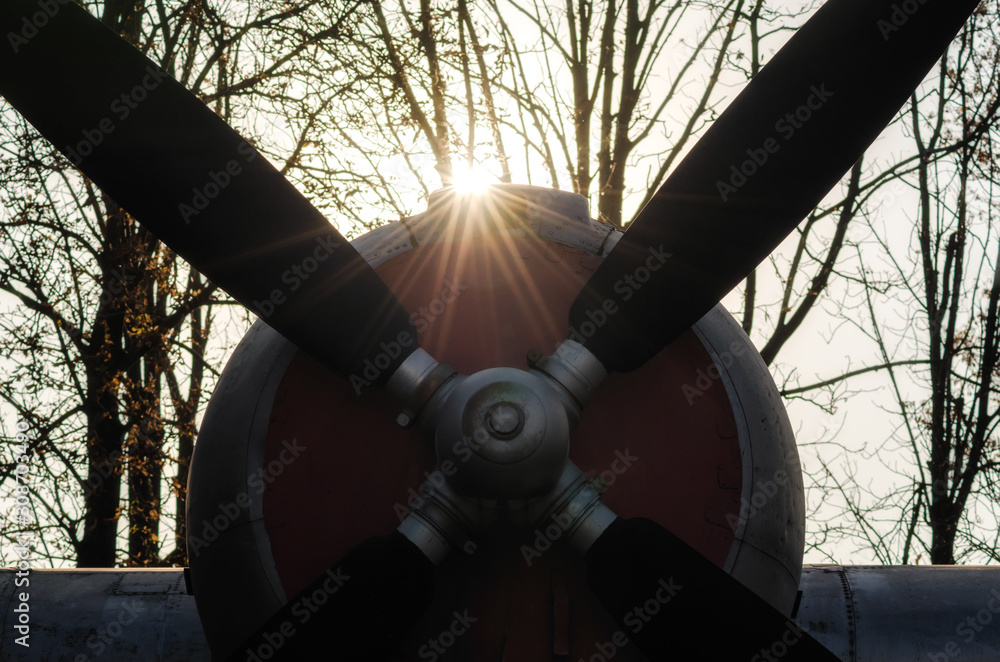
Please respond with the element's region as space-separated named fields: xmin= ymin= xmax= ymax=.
xmin=4 ymin=0 xmax=994 ymax=570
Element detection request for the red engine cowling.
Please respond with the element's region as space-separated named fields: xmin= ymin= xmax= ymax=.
xmin=187 ymin=184 xmax=805 ymax=661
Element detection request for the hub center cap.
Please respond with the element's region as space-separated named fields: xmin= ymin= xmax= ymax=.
xmin=486 ymin=402 xmax=524 ymax=439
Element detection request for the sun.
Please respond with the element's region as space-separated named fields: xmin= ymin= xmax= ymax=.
xmin=451 ymin=164 xmax=495 ymax=195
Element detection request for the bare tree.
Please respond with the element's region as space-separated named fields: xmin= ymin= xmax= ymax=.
xmin=8 ymin=0 xmax=996 ymax=571
xmin=790 ymin=5 xmax=1000 ymax=565
xmin=0 ymin=0 xmax=368 ymax=567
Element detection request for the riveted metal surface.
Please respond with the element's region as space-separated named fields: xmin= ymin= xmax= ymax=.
xmin=15 ymin=566 xmax=1000 ymax=660
xmin=693 ymin=307 xmax=806 ymax=615
xmin=796 ymin=565 xmax=1000 ymax=661
xmin=186 ymin=321 xmax=297 ymax=655
xmin=0 ymin=569 xmax=209 ymax=661
xmin=354 ymin=186 xmax=618 ymax=270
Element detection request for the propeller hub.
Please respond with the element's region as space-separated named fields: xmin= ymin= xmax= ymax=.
xmin=435 ymin=367 xmax=569 ymax=499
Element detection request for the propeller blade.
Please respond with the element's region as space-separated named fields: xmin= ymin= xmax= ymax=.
xmin=0 ymin=1 xmax=416 ymax=386
xmin=585 ymin=517 xmax=839 ymax=661
xmin=570 ymin=0 xmax=980 ymax=372
xmin=226 ymin=530 xmax=435 ymax=662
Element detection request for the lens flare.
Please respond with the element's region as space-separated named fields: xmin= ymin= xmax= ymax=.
xmin=451 ymin=165 xmax=493 ymax=195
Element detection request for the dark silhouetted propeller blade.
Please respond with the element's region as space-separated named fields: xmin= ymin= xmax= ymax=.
xmin=227 ymin=531 xmax=435 ymax=662
xmin=0 ymin=1 xmax=416 ymax=386
xmin=586 ymin=517 xmax=839 ymax=660
xmin=571 ymin=0 xmax=980 ymax=372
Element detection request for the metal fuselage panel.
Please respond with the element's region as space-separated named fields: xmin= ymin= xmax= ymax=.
xmin=0 ymin=569 xmax=209 ymax=661
xmin=9 ymin=566 xmax=1000 ymax=660
xmin=797 ymin=565 xmax=1000 ymax=661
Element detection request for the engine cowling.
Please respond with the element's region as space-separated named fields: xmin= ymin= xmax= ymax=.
xmin=186 ymin=184 xmax=806 ymax=661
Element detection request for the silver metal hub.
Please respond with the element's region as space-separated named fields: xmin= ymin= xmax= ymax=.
xmin=435 ymin=367 xmax=570 ymax=499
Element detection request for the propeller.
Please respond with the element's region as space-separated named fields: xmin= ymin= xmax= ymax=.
xmin=554 ymin=0 xmax=981 ymax=657
xmin=584 ymin=517 xmax=837 ymax=660
xmin=227 ymin=529 xmax=436 ymax=662
xmin=0 ymin=0 xmax=417 ymax=387
xmin=0 ymin=0 xmax=983 ymax=660
xmin=0 ymin=4 xmax=452 ymax=657
xmin=570 ymin=0 xmax=983 ymax=372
